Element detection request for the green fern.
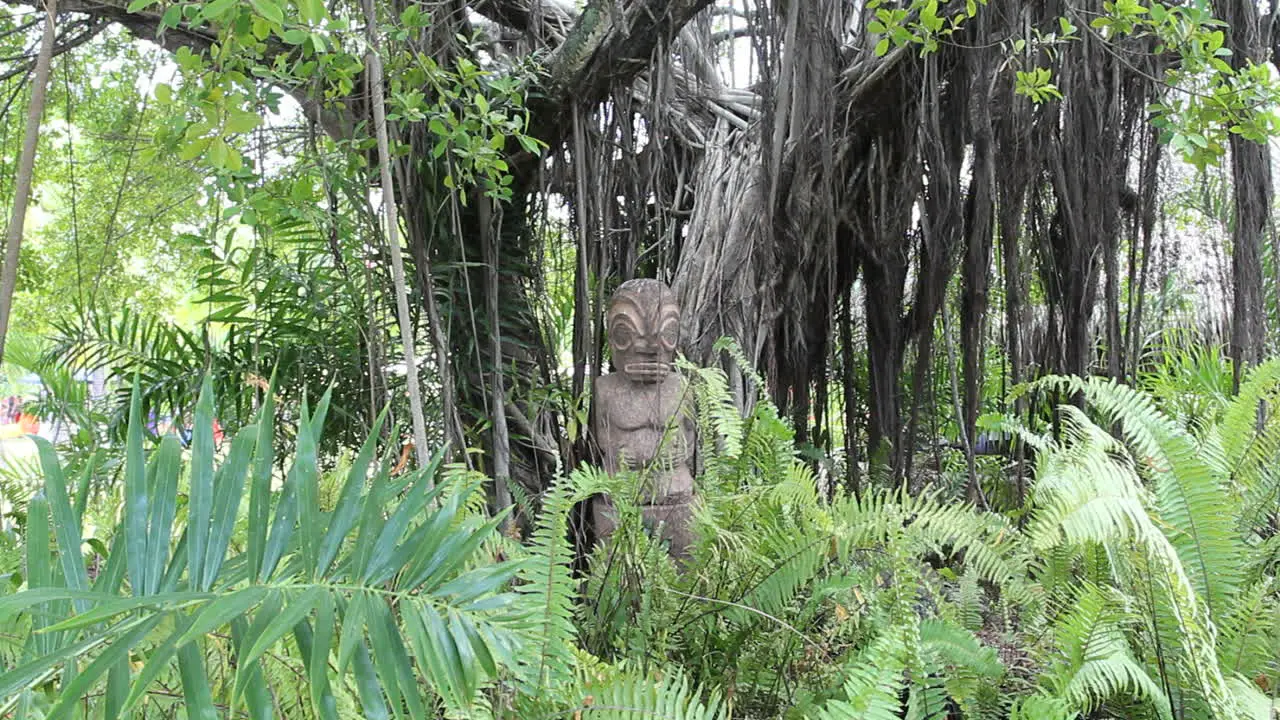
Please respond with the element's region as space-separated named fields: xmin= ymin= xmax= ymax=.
xmin=514 ymin=466 xmax=611 ymax=694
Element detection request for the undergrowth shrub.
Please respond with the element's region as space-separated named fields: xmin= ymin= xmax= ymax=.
xmin=0 ymin=346 xmax=1277 ymax=719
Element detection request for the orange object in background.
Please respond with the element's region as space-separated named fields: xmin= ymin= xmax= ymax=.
xmin=17 ymin=414 xmax=38 ymax=434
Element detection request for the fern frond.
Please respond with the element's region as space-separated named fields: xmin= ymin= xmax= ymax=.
xmin=1035 ymin=376 xmax=1244 ymax=621
xmin=515 ymin=467 xmax=610 ymax=693
xmin=576 ymin=668 xmax=725 ymax=720
xmin=815 ymin=637 xmax=907 ymax=720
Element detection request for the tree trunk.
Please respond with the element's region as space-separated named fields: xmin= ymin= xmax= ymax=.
xmin=0 ymin=0 xmax=57 ymax=365
xmin=1217 ymin=0 xmax=1273 ymax=389
xmin=363 ymin=0 xmax=430 ymax=470
xmin=863 ymin=255 xmax=907 ymax=472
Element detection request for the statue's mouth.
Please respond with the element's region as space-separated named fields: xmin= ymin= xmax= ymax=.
xmin=623 ymin=362 xmax=671 ymax=379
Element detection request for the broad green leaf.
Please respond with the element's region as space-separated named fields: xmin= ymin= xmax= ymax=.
xmin=298 ymin=0 xmax=325 ymax=24
xmin=226 ymin=109 xmax=262 ymax=134
xmin=316 ymin=407 xmax=387 ymax=577
xmin=231 ymin=617 xmax=275 ymax=720
xmin=34 ymin=439 xmax=90 ymax=607
xmin=239 ymin=586 xmax=326 ymax=670
xmin=124 ymin=379 xmax=149 ymax=598
xmin=188 ymin=377 xmax=216 ymax=590
xmin=105 ymin=659 xmax=129 ymax=720
xmin=176 ymin=587 xmax=269 ymax=646
xmin=25 ymin=493 xmax=52 ymax=656
xmin=200 ymin=0 xmax=238 ymax=20
xmin=203 ymin=425 xmax=258 ymax=589
xmin=147 ymin=436 xmax=182 ymax=596
xmin=247 ymin=370 xmax=278 ymax=582
xmin=249 ymin=0 xmax=284 ymax=24
xmin=294 ymin=393 xmax=323 ymax=579
xmin=0 ymin=620 xmax=144 ymax=702
xmin=368 ymin=599 xmax=426 ymax=720
xmin=177 ymin=642 xmax=219 ymax=720
xmin=39 ymin=591 xmax=214 ymax=634
xmin=351 ymin=642 xmax=392 ymax=720
xmin=294 ymin=609 xmax=338 ymax=720
xmin=46 ymin=619 xmax=159 ymax=719
xmin=72 ymin=456 xmax=94 ymax=527
xmin=337 ymin=592 xmax=368 ymax=672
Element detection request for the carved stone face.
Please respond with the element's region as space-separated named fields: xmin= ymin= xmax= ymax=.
xmin=606 ymin=279 xmax=680 ymax=384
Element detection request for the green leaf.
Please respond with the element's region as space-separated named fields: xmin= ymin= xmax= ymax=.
xmin=176 ymin=587 xmax=270 ymax=647
xmin=124 ymin=378 xmax=149 ymax=598
xmin=337 ymin=592 xmax=369 ymax=672
xmin=239 ymin=586 xmax=326 ymax=671
xmin=0 ymin=619 xmax=146 ymax=703
xmin=298 ymin=0 xmax=325 ymax=24
xmin=317 ymin=408 xmax=387 ymax=577
xmin=45 ymin=620 xmax=160 ymax=719
xmin=248 ymin=370 xmax=278 ymax=582
xmin=25 ymin=493 xmax=52 ymax=654
xmin=294 ymin=393 xmax=324 ymax=578
xmin=47 ymin=617 xmax=161 ymax=717
xmin=200 ymin=0 xmax=238 ymax=20
xmin=299 ymin=598 xmax=338 ymax=720
xmin=231 ymin=617 xmax=275 ymax=720
xmin=875 ymin=38 xmax=890 ymax=56
xmin=351 ymin=642 xmax=392 ymax=720
xmin=147 ymin=436 xmax=182 ymax=596
xmin=202 ymin=425 xmax=257 ymax=589
xmin=188 ymin=376 xmax=216 ymax=591
xmin=161 ymin=3 xmax=183 ymax=27
xmin=105 ymin=658 xmax=129 ymax=720
xmin=177 ymin=642 xmax=219 ymax=720
xmin=248 ymin=0 xmax=284 ymax=24
xmin=33 ymin=439 xmax=90 ymax=608
xmin=226 ymin=109 xmax=262 ymax=134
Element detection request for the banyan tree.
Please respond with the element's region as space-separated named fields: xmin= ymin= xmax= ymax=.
xmin=6 ymin=0 xmax=1278 ymax=494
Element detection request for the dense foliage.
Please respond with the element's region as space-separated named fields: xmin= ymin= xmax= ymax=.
xmin=1 ymin=344 xmax=1277 ymax=718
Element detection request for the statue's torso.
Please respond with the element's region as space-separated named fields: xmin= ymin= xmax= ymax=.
xmin=593 ymin=372 xmax=695 ymax=503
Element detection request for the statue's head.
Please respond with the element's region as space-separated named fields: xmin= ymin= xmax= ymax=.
xmin=606 ymin=279 xmax=680 ymax=384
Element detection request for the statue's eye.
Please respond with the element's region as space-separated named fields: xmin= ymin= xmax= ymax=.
xmin=659 ymin=317 xmax=679 ymax=349
xmin=611 ymin=321 xmax=635 ymax=350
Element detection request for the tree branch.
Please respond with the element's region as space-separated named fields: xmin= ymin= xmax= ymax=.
xmin=524 ymin=0 xmax=715 ymax=148
xmin=2 ymin=0 xmax=714 ymax=162
xmin=0 ymin=0 xmax=361 ymax=138
xmin=0 ymin=16 xmax=103 ymax=82
xmin=470 ymin=0 xmax=574 ymax=39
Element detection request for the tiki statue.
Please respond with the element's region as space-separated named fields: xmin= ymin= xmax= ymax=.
xmin=591 ymin=279 xmax=698 ymax=559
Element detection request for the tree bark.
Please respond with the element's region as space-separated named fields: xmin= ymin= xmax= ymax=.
xmin=0 ymin=0 xmax=57 ymax=366
xmin=1217 ymin=0 xmax=1273 ymax=389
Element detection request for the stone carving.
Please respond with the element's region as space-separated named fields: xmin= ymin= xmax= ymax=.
xmin=591 ymin=279 xmax=697 ymax=559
